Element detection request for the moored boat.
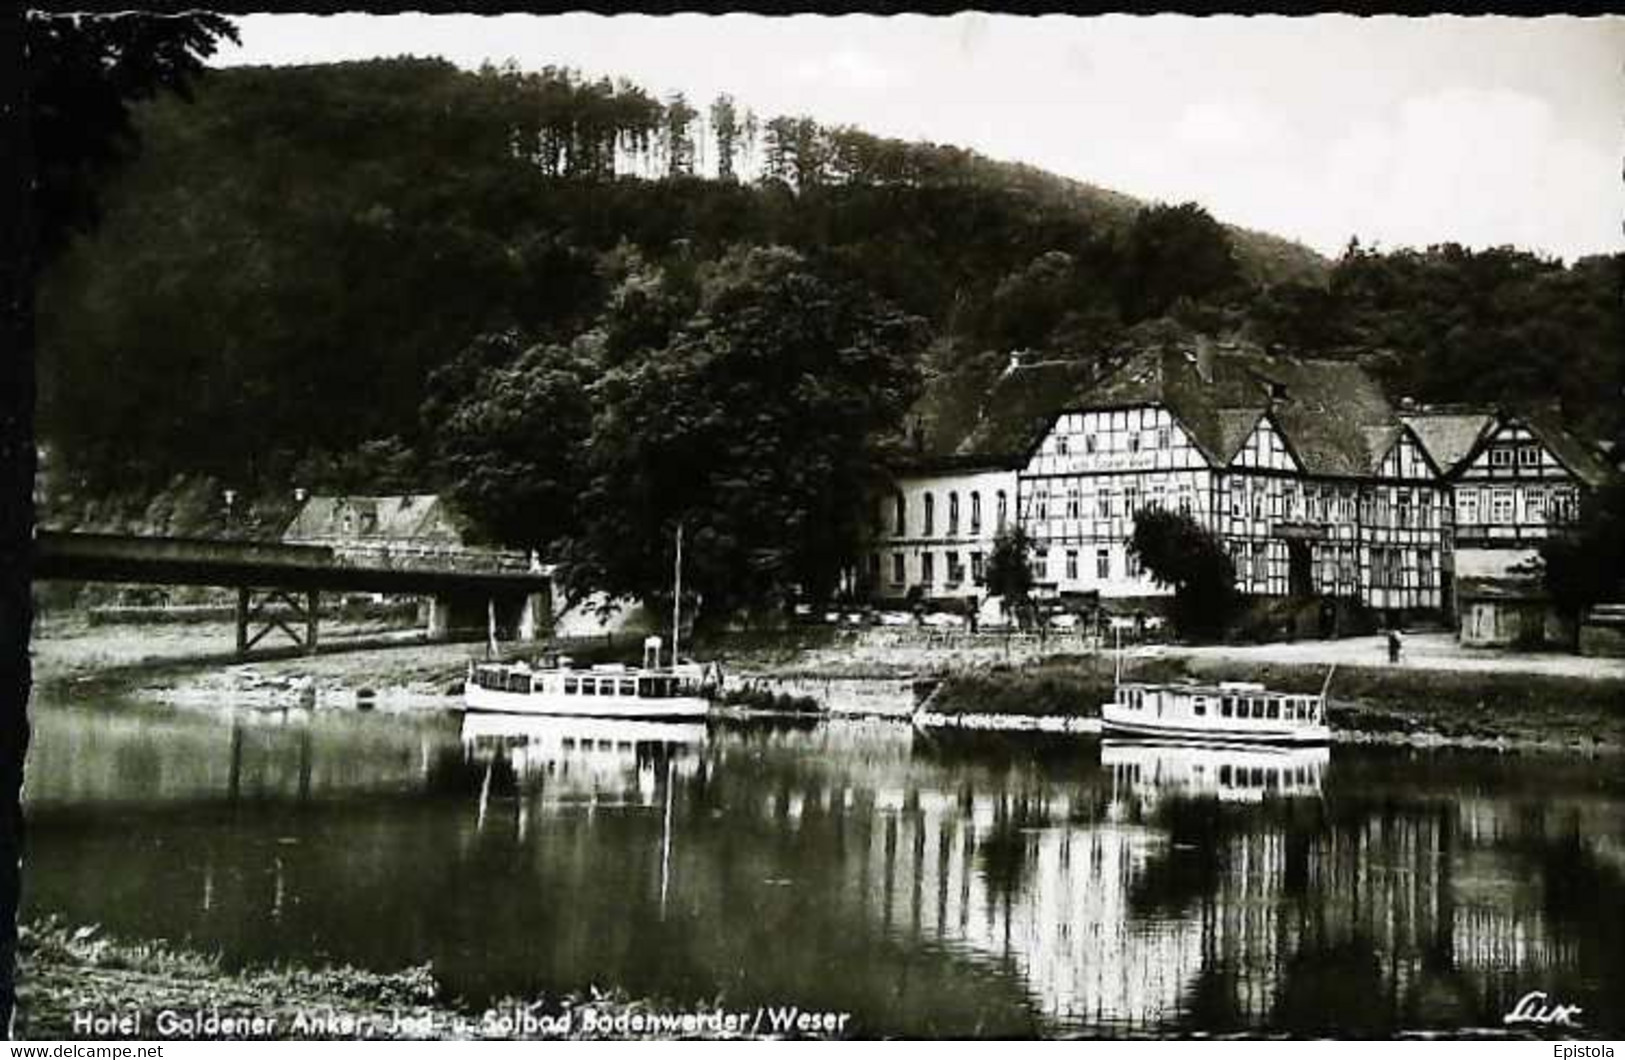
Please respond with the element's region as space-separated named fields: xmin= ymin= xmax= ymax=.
xmin=465 ymin=640 xmax=719 ymax=719
xmin=1100 ymin=680 xmax=1330 ymax=744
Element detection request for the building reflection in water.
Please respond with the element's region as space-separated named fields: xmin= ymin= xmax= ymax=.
xmin=824 ymin=735 xmax=1608 ymax=1035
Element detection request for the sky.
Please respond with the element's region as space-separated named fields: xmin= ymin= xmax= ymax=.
xmin=215 ymin=14 xmax=1625 ymax=262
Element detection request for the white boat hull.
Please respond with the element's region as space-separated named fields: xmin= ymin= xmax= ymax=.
xmin=1100 ymin=703 xmax=1329 ymax=745
xmin=465 ymin=682 xmax=710 ymax=719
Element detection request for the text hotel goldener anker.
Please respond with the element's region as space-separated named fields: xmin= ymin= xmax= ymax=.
xmin=71 ymin=1003 xmax=854 ymax=1039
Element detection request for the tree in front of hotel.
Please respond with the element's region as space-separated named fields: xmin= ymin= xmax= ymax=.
xmin=1539 ymin=478 xmax=1625 ymax=621
xmin=985 ymin=526 xmax=1037 ymax=630
xmin=1128 ymin=508 xmax=1237 ymax=640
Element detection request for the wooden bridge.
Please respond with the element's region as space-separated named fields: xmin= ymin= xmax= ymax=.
xmin=32 ymin=530 xmax=554 ymax=656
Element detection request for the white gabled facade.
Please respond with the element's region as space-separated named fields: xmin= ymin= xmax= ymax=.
xmin=1018 ymin=405 xmax=1211 ymax=600
xmin=1450 ymin=420 xmax=1582 ymax=548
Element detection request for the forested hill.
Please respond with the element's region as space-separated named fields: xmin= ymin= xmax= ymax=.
xmin=36 ymin=57 xmax=1619 ymax=576
xmin=37 ymin=59 xmax=1321 ymax=503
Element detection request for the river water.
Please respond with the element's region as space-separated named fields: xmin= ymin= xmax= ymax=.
xmin=21 ymin=694 xmax=1625 ymax=1038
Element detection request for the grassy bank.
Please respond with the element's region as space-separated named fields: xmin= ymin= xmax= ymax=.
xmin=928 ymin=655 xmax=1625 ymax=750
xmin=14 ymin=921 xmax=789 ymax=1041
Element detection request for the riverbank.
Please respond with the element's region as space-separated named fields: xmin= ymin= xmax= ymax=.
xmin=28 ymin=619 xmax=1625 ymax=752
xmin=13 ymin=921 xmax=786 ymax=1041
xmin=917 ymin=652 xmax=1625 ymax=752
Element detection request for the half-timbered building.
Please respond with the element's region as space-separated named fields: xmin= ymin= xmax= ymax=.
xmin=874 ymin=339 xmax=1608 ymax=621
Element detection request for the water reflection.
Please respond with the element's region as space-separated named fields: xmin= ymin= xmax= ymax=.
xmin=21 ymin=697 xmax=1625 ymax=1037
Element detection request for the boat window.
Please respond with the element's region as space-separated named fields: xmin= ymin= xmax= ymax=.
xmin=620 ymin=679 xmax=636 ymax=696
xmin=1221 ymin=697 xmax=1233 ymax=718
xmin=562 ymin=738 xmax=575 ymax=750
xmin=1267 ymin=700 xmax=1280 ymax=720
xmin=1219 ymin=765 xmax=1232 ymax=785
xmin=1192 ymin=697 xmax=1206 ymax=716
xmin=564 ymin=678 xmax=578 ymax=694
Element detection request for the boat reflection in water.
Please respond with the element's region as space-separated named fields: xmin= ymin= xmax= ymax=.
xmin=1101 ymin=738 xmax=1328 ymax=810
xmin=459 ymin=712 xmax=707 ymax=810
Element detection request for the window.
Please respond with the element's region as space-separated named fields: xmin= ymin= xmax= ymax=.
xmin=1525 ymin=488 xmax=1546 ymax=522
xmin=1459 ymin=489 xmax=1480 ymax=525
xmin=1178 ymin=491 xmax=1193 ymax=517
xmin=1096 ymin=548 xmax=1110 ymax=580
xmin=1066 ymin=549 xmax=1079 ymax=581
xmin=921 ymin=552 xmax=935 ymax=584
xmin=1125 ymin=485 xmax=1142 ymax=516
xmin=1127 ymin=548 xmax=1142 ymax=578
xmin=1267 ymin=700 xmax=1279 ymax=720
xmin=1221 ymin=697 xmax=1234 ymax=718
xmin=894 ymin=492 xmax=907 ymax=536
xmin=1084 ymin=434 xmax=1097 ymax=454
xmin=1419 ymin=549 xmax=1433 ymax=587
xmin=1491 ymin=489 xmax=1514 ymax=523
xmin=970 ymin=492 xmax=982 ymax=535
xmin=1193 ymin=697 xmax=1206 ymax=716
xmin=1066 ymin=484 xmax=1081 ymax=519
xmin=1096 ymin=492 xmax=1112 ymax=519
xmin=1396 ymin=490 xmax=1412 ymax=529
xmin=1034 ymin=552 xmax=1049 ymax=581
xmin=1518 ymin=445 xmax=1540 ymax=467
xmin=923 ymin=493 xmax=935 ymax=536
xmin=892 ymin=553 xmax=905 ymax=585
xmin=1033 ymin=488 xmax=1049 ymax=521
xmin=1551 ymin=488 xmax=1577 ymax=523
xmin=971 ymin=551 xmax=984 ymax=584
xmin=1490 ymin=447 xmax=1513 ymax=468
xmin=947 ymin=552 xmax=964 ymax=584
xmin=1057 ymin=435 xmax=1070 ymax=456
xmin=948 ymin=492 xmax=960 ymax=536
xmin=1128 ymin=433 xmax=1141 ymax=453
xmin=996 ymin=490 xmax=1008 ymax=531
xmin=1252 ymin=543 xmax=1268 ymax=583
xmin=1157 ymin=427 xmax=1170 ymax=449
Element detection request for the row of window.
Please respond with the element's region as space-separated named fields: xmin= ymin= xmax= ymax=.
xmin=1053 ymin=426 xmax=1173 ymax=457
xmin=1457 ymin=485 xmax=1577 ymax=525
xmin=1486 ymin=444 xmax=1545 ymax=469
xmin=879 ymin=550 xmax=986 ymax=587
xmin=890 ymin=489 xmax=1009 ymax=539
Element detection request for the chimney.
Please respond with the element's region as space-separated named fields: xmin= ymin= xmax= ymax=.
xmin=293 ymin=486 xmax=308 ymax=504
xmin=1194 ymin=336 xmax=1215 ymax=385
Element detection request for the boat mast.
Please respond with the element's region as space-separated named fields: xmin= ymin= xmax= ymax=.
xmin=672 ymin=521 xmax=683 ymax=669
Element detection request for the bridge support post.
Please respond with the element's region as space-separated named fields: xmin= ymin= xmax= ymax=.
xmin=235 ymin=587 xmax=250 ymax=656
xmin=518 ymin=591 xmax=547 ymax=642
xmin=425 ymin=595 xmax=450 ymax=640
xmin=305 ymin=590 xmax=320 ymax=656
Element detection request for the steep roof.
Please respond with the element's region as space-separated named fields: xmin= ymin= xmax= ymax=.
xmin=283 ymin=494 xmax=464 ymax=544
xmin=1399 ymin=409 xmax=1495 ymax=473
xmin=1520 ymin=407 xmax=1613 ymax=487
xmin=899 ymin=337 xmax=1611 ymax=486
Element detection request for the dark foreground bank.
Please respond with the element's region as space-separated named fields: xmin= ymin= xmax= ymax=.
xmin=13 ymin=921 xmax=803 ymax=1041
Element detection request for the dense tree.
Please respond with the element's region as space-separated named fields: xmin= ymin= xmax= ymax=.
xmin=985 ymin=527 xmax=1037 ymax=629
xmin=570 ymin=247 xmax=924 ymax=619
xmin=1116 ymin=202 xmax=1246 ymax=323
xmin=1540 ymin=479 xmax=1625 ymax=621
xmin=1128 ymin=508 xmax=1237 ymax=640
xmin=430 ymin=332 xmax=597 ymax=552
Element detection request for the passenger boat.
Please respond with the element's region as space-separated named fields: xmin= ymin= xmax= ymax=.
xmin=464 ymin=647 xmax=719 ymax=719
xmin=1099 ymin=630 xmax=1333 ymax=743
xmin=1100 ymin=678 xmax=1331 ymax=744
xmin=464 ymin=522 xmax=719 ymax=719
